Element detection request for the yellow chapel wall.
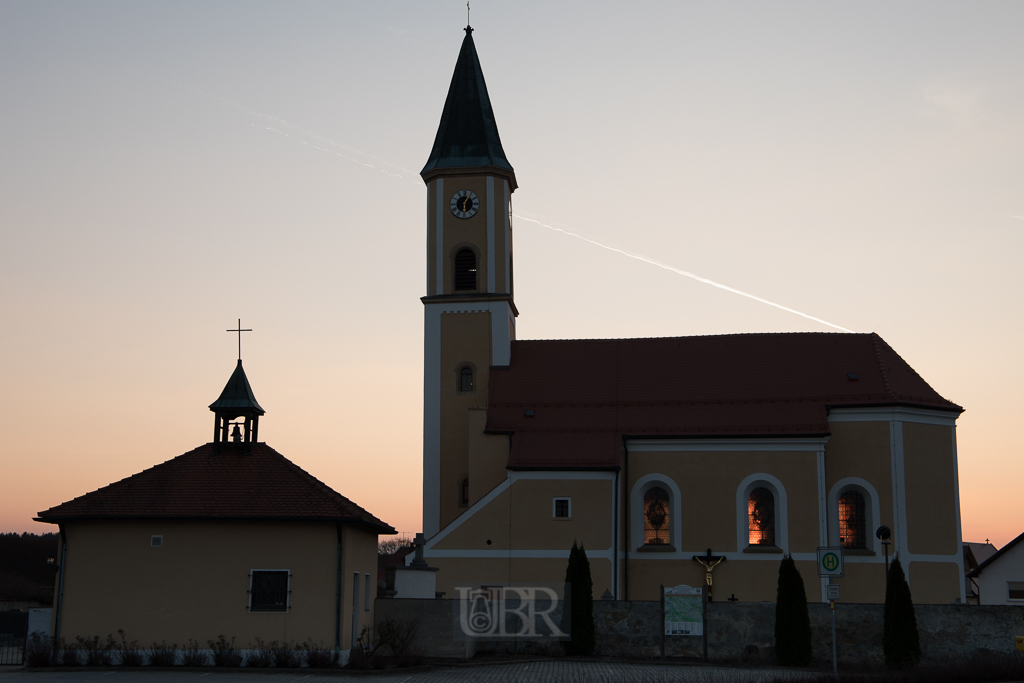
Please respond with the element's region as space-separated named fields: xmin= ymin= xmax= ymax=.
xmin=339 ymin=524 xmax=381 ymax=649
xmin=54 ymin=519 xmax=373 ymax=650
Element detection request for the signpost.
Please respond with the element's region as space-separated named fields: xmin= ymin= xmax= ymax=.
xmin=817 ymin=546 xmax=845 ymax=677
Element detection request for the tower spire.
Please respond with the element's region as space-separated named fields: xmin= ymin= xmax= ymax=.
xmin=421 ymin=25 xmax=514 ymax=188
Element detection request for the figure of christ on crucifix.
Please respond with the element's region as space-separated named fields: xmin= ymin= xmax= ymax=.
xmin=692 ymin=548 xmax=726 ymax=601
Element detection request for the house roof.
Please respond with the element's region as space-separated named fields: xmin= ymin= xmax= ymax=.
xmin=208 ymin=359 xmax=265 ymax=414
xmin=486 ymin=332 xmax=962 ymax=469
xmin=36 ymin=443 xmax=395 ymax=534
xmin=968 ymin=532 xmax=1024 ymax=578
xmin=421 ymin=27 xmax=514 ymax=183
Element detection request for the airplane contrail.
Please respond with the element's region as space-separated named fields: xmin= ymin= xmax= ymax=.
xmin=184 ymin=85 xmax=854 ymax=332
xmin=513 ymin=213 xmax=855 ymax=333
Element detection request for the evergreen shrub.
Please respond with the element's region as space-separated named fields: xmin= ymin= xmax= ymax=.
xmin=774 ymin=555 xmax=812 ymax=666
xmin=559 ymin=540 xmax=595 ymax=656
xmin=883 ymin=557 xmax=921 ymax=669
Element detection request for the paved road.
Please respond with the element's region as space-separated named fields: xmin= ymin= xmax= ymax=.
xmin=0 ymin=661 xmax=816 ymax=682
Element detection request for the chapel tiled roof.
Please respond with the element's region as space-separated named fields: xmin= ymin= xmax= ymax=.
xmin=486 ymin=332 xmax=961 ymax=469
xmin=36 ymin=443 xmax=395 ymax=533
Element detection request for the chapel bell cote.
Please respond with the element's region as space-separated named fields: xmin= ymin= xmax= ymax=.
xmin=209 ymin=359 xmax=265 ymax=445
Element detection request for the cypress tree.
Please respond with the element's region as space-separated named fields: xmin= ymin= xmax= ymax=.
xmin=883 ymin=558 xmax=921 ymax=668
xmin=774 ymin=555 xmax=813 ymax=666
xmin=560 ymin=540 xmax=595 ymax=655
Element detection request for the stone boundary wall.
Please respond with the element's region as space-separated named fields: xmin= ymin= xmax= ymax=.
xmin=376 ymin=598 xmax=1024 ymax=663
xmin=595 ymin=601 xmax=1024 ymax=664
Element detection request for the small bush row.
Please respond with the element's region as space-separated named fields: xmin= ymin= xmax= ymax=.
xmin=26 ymin=631 xmax=340 ymax=668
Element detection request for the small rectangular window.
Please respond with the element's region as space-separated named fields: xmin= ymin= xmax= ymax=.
xmin=553 ymin=498 xmax=571 ymax=518
xmin=1009 ymin=582 xmax=1024 ymax=600
xmin=151 ymin=535 xmax=163 ymax=547
xmin=249 ymin=570 xmax=289 ymax=612
xmin=364 ymin=573 xmax=371 ymax=611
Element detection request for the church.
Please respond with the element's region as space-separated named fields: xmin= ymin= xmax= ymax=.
xmin=419 ymin=26 xmax=966 ymax=605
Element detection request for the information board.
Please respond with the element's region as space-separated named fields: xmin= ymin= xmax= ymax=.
xmin=664 ymin=585 xmax=703 ymax=636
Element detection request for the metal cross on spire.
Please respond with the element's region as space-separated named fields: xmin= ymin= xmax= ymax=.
xmin=467 ymin=1 xmax=470 ymax=26
xmin=226 ymin=318 xmax=252 ymax=360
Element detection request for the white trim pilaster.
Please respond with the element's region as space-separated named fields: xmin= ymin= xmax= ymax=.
xmin=434 ymin=179 xmax=444 ymax=296
xmin=422 ymin=305 xmax=442 ymax=538
xmin=503 ymin=180 xmax=510 ymax=294
xmin=486 ymin=176 xmax=495 ymax=293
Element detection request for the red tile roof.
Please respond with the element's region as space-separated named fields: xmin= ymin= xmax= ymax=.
xmin=486 ymin=333 xmax=961 ymax=469
xmin=36 ymin=443 xmax=395 ymax=533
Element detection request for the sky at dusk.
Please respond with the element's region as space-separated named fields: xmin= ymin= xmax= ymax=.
xmin=1 ymin=2 xmax=1022 ymax=547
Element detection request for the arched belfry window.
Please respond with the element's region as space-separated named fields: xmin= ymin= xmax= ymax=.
xmin=839 ymin=490 xmax=866 ymax=549
xmin=643 ymin=487 xmax=670 ymax=545
xmin=459 ymin=367 xmax=474 ymax=393
xmin=748 ymin=487 xmax=776 ymax=546
xmin=454 ymin=248 xmax=477 ymax=291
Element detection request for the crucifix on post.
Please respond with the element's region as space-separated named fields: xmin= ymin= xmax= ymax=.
xmin=692 ymin=548 xmax=726 ymax=601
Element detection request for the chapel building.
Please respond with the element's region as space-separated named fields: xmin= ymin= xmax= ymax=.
xmin=419 ymin=26 xmax=966 ymax=605
xmin=37 ymin=359 xmax=394 ymax=658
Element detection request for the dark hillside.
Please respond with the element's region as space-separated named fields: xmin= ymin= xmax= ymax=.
xmin=0 ymin=532 xmax=58 ymax=604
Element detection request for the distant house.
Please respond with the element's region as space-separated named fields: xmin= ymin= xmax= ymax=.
xmin=36 ymin=359 xmax=395 ymax=661
xmin=964 ymin=541 xmax=998 ymax=604
xmin=967 ymin=533 xmax=1024 ymax=605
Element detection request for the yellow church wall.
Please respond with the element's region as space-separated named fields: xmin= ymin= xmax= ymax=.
xmin=432 ymin=478 xmax=613 ymax=553
xmin=467 ymin=408 xmax=509 ymax=505
xmin=628 ymin=450 xmax=820 ymax=552
xmin=908 ymin=561 xmax=961 ymax=604
xmin=55 ymin=519 xmax=360 ymax=648
xmin=439 ymin=311 xmax=492 ymax=529
xmin=625 ymin=557 xmax=818 ymax=603
xmin=508 ymin=479 xmax=614 ymax=551
xmin=430 ymin=556 xmax=613 ymax=602
xmin=830 ymin=561 xmax=887 ymax=604
xmin=903 ymin=423 xmax=958 ymax=556
xmin=823 ymin=420 xmax=893 ymax=527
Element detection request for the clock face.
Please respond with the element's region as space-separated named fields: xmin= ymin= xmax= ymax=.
xmin=450 ymin=190 xmax=480 ymax=219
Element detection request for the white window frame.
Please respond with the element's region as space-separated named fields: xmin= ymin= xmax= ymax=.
xmin=552 ymin=497 xmax=572 ymax=519
xmin=1008 ymin=581 xmax=1024 ymax=602
xmin=736 ymin=473 xmax=788 ymax=553
xmin=248 ymin=569 xmax=291 ymax=613
xmin=630 ymin=474 xmax=681 ymax=550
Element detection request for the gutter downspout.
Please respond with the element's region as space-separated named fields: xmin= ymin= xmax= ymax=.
xmin=623 ymin=437 xmax=629 ymax=601
xmin=334 ymin=523 xmax=343 ymax=653
xmin=53 ymin=524 xmax=67 ymax=645
xmin=613 ymin=467 xmax=620 ymax=599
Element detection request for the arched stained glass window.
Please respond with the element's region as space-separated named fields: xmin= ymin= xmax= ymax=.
xmin=643 ymin=487 xmax=670 ymax=545
xmin=839 ymin=490 xmax=866 ymax=549
xmin=454 ymin=248 xmax=477 ymax=291
xmin=748 ymin=487 xmax=776 ymax=546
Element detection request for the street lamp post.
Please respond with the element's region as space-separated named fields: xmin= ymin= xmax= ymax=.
xmin=876 ymin=526 xmax=892 ymax=591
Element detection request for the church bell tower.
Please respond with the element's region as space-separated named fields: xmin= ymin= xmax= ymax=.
xmin=421 ymin=25 xmax=517 ymax=538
